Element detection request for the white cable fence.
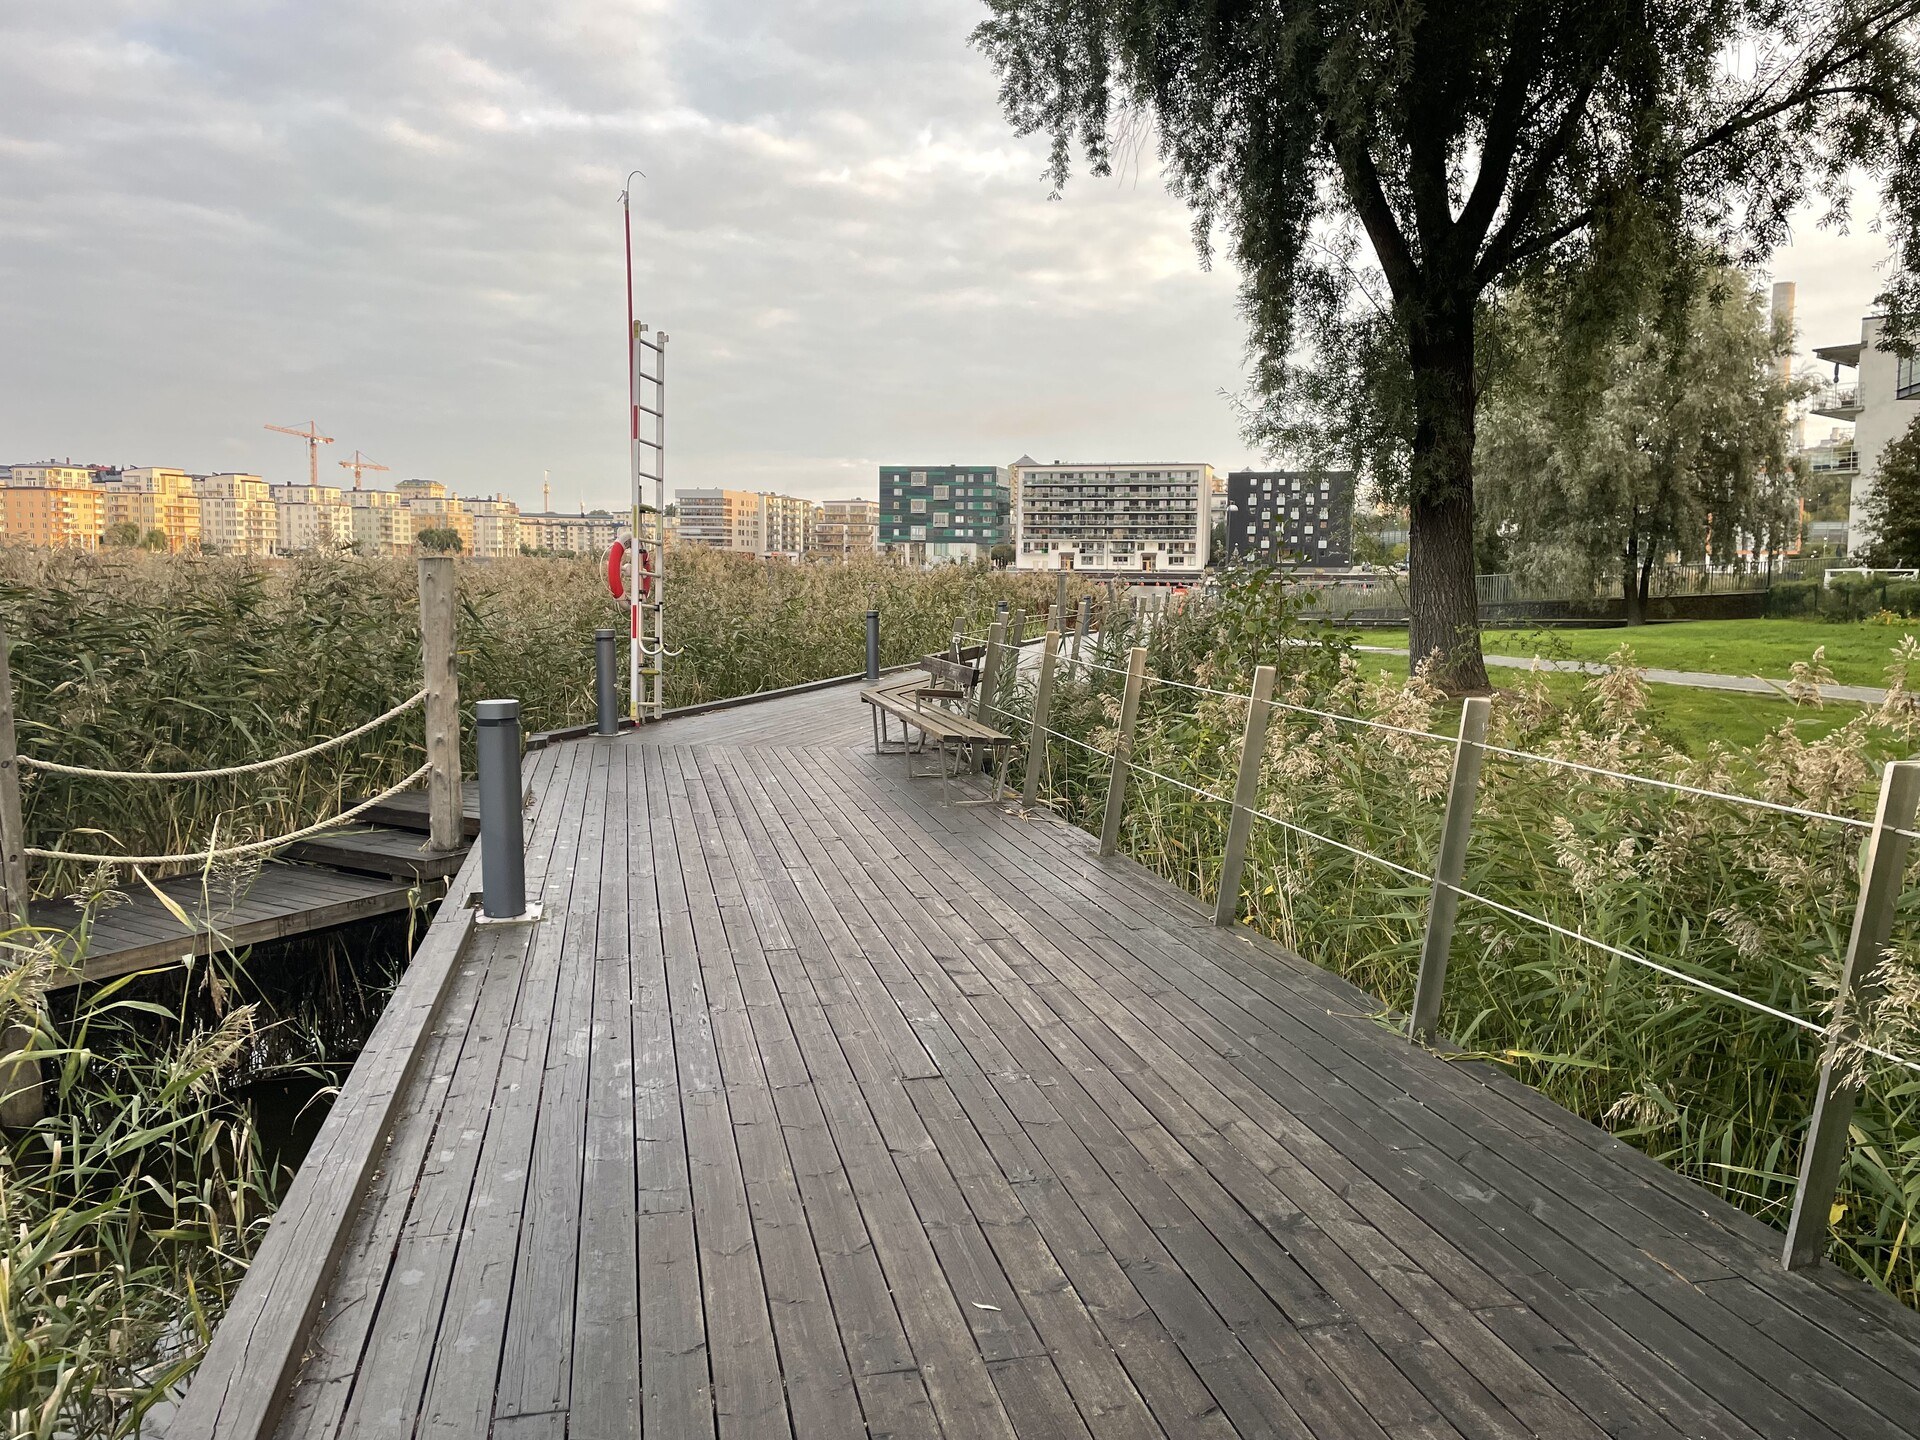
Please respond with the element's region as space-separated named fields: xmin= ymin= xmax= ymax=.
xmin=965 ymin=623 xmax=1920 ymax=1273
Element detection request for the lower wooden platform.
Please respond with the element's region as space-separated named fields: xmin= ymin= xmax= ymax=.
xmin=29 ymin=863 xmax=439 ymax=987
xmin=178 ymin=680 xmax=1920 ymax=1439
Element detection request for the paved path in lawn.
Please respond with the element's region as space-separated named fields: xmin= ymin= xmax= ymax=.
xmin=1355 ymin=644 xmax=1894 ymax=706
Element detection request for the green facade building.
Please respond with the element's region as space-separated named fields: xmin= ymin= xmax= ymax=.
xmin=878 ymin=465 xmax=1011 ymax=562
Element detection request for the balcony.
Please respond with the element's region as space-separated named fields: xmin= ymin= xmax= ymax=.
xmin=1812 ymin=385 xmax=1862 ymax=422
xmin=1808 ymin=449 xmax=1860 ymax=473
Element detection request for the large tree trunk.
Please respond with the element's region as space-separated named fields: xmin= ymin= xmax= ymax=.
xmin=1623 ymin=538 xmax=1643 ymax=625
xmin=1405 ymin=294 xmax=1490 ymax=692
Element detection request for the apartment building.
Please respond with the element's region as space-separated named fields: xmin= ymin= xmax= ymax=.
xmin=877 ymin=466 xmax=1011 ymax=564
xmin=811 ymin=498 xmax=879 ymax=559
xmin=761 ymin=493 xmax=813 ymax=559
xmin=466 ymin=497 xmax=522 ymax=559
xmin=1814 ymin=314 xmax=1920 ymax=553
xmin=0 ymin=463 xmax=105 ymax=549
xmin=520 ymin=511 xmax=624 ymax=555
xmin=1014 ymin=463 xmax=1213 ymax=574
xmin=193 ymin=473 xmax=276 ymax=555
xmin=350 ymin=489 xmax=415 ymax=556
xmin=675 ymin=489 xmax=812 ymax=557
xmin=271 ymin=483 xmax=354 ymax=552
xmin=393 ymin=479 xmax=475 ymax=554
xmin=104 ymin=468 xmax=202 ymax=552
xmin=1225 ymin=470 xmax=1354 ymax=566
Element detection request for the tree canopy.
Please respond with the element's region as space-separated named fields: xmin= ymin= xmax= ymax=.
xmin=1476 ymin=263 xmax=1800 ymax=620
xmin=976 ymin=0 xmax=1920 ymax=686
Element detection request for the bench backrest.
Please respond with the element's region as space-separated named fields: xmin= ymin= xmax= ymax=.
xmin=921 ymin=653 xmax=978 ymax=694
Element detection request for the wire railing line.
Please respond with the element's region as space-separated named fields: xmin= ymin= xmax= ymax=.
xmin=20 ymin=689 xmax=429 ymax=782
xmin=24 ymin=761 xmax=435 ymax=867
xmin=1066 ymin=654 xmax=1887 ymax=835
xmin=1000 ymin=684 xmax=1920 ymax=1074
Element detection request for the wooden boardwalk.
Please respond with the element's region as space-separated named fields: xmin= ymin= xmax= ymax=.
xmin=179 ymin=681 xmax=1920 ymax=1439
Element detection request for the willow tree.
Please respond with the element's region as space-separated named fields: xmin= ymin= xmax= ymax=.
xmin=1477 ymin=265 xmax=1801 ymax=622
xmin=974 ymin=0 xmax=1920 ymax=688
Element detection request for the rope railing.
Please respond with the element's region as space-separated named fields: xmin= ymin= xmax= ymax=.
xmin=18 ymin=689 xmax=430 ymax=783
xmin=24 ymin=762 xmax=436 ymax=867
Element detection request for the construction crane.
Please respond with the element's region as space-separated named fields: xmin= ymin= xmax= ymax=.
xmin=338 ymin=450 xmax=390 ymax=491
xmin=264 ymin=421 xmax=335 ymax=487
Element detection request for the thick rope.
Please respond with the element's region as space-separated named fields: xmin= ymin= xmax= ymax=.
xmin=25 ymin=762 xmax=435 ymax=865
xmin=19 ymin=689 xmax=428 ymax=782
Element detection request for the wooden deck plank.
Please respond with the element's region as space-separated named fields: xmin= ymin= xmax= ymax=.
xmin=567 ymin=737 xmax=642 ymax=1437
xmin=205 ymin=678 xmax=1920 ymax=1440
xmin=407 ymin=745 xmax=599 ymax=1439
xmin=492 ymin=739 xmax=613 ymax=1423
xmin=868 ymin=754 xmax=1872 ymax=1440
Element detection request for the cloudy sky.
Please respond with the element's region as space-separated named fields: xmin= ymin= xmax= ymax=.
xmin=0 ymin=2 xmax=1901 ymax=510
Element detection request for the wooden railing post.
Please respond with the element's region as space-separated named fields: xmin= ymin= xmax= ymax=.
xmin=1008 ymin=607 xmax=1027 ymax=649
xmin=417 ymin=556 xmax=463 ymax=853
xmin=1054 ymin=570 xmax=1069 ymax=633
xmin=1213 ymin=665 xmax=1277 ymax=926
xmin=975 ymin=621 xmax=1006 ymax=725
xmin=0 ymin=624 xmax=27 ymax=932
xmin=1783 ymin=759 xmax=1920 ymax=1270
xmin=1408 ymin=696 xmax=1492 ymax=1044
xmin=1074 ymin=595 xmax=1092 ymax=660
xmin=0 ymin=622 xmax=42 ymax=1128
xmin=1022 ymin=631 xmax=1061 ymax=808
xmin=1098 ymin=646 xmax=1149 ymax=857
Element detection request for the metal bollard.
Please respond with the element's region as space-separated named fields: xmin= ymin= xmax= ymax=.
xmin=866 ymin=609 xmax=880 ymax=681
xmin=475 ymin=699 xmax=532 ymax=922
xmin=595 ymin=629 xmax=619 ymax=736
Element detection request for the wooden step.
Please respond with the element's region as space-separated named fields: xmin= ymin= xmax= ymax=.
xmin=356 ymin=780 xmax=481 ymax=839
xmin=286 ymin=824 xmax=469 ymax=881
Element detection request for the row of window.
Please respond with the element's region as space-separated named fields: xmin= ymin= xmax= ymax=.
xmin=1899 ymin=352 xmax=1919 ymax=401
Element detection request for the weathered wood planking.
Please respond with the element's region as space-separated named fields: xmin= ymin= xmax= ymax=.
xmin=29 ymin=863 xmax=442 ymax=988
xmin=172 ymin=678 xmax=1920 ymax=1439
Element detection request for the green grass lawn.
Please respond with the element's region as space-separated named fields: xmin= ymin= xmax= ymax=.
xmin=1350 ymin=653 xmax=1864 ymax=755
xmin=1347 ymin=617 xmax=1919 ymax=689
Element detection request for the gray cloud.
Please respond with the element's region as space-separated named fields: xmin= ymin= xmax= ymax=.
xmin=0 ymin=0 xmax=1261 ymax=507
xmin=0 ymin=2 xmax=1895 ymax=508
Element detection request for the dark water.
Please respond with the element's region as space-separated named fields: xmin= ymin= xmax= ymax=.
xmin=63 ymin=902 xmax=433 ymax=1175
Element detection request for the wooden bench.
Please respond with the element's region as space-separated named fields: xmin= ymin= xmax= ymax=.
xmin=860 ymin=660 xmax=1013 ymax=804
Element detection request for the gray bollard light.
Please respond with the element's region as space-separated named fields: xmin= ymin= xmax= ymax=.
xmin=475 ymin=699 xmax=532 ymax=922
xmin=595 ymin=628 xmax=619 ymax=736
xmin=865 ymin=610 xmax=880 ymax=681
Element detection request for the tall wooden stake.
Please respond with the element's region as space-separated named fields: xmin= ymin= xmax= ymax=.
xmin=1782 ymin=759 xmax=1920 ymax=1269
xmin=1022 ymin=631 xmax=1061 ymax=809
xmin=1408 ymin=696 xmax=1491 ymax=1044
xmin=1213 ymin=665 xmax=1277 ymax=925
xmin=1098 ymin=646 xmax=1149 ymax=857
xmin=418 ymin=557 xmax=463 ymax=853
xmin=0 ymin=623 xmax=41 ymax=1127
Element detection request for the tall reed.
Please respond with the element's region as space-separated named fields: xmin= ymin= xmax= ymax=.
xmin=0 ymin=546 xmax=1078 ymax=892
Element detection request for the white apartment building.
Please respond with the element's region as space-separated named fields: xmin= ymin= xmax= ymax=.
xmin=271 ymin=483 xmax=354 ymax=552
xmin=520 ymin=511 xmax=623 ymax=555
xmin=466 ymin=497 xmax=521 ymax=559
xmin=1014 ymin=463 xmax=1214 ymax=574
xmin=350 ymin=489 xmax=414 ymax=557
xmin=812 ymin=498 xmax=879 ymax=559
xmin=194 ymin=473 xmax=276 ymax=555
xmin=1814 ymin=315 xmax=1920 ymax=553
xmin=675 ymin=489 xmax=812 ymax=558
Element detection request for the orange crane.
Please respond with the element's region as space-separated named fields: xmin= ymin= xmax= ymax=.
xmin=338 ymin=450 xmax=390 ymax=491
xmin=264 ymin=421 xmax=335 ymax=486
